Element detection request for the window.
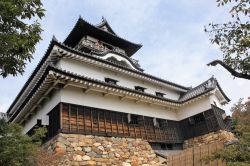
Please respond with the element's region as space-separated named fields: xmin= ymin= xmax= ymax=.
xmin=166 ymin=144 xmax=173 ymax=150
xmin=105 ymin=78 xmax=118 ymax=85
xmin=128 ymin=114 xmax=139 ymax=124
xmin=189 ymin=113 xmax=205 ymax=125
xmin=160 ymin=144 xmax=166 ymax=150
xmin=158 ymin=119 xmax=163 ymax=128
xmin=156 ymin=92 xmax=165 ymax=98
xmin=135 ymin=86 xmax=146 ymax=92
xmin=188 ymin=117 xmax=195 ymax=125
xmin=193 ymin=114 xmax=205 ymax=123
xmin=153 ymin=118 xmax=163 ymax=128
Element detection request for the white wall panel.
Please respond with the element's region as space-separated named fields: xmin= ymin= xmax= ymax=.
xmin=22 ymin=90 xmax=61 ymax=134
xmin=58 ymin=58 xmax=180 ymax=100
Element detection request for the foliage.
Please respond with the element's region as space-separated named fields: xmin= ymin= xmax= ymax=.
xmin=205 ymin=0 xmax=250 ymax=80
xmin=0 ymin=118 xmax=47 ymax=166
xmin=0 ymin=0 xmax=45 ymax=78
xmin=205 ymin=99 xmax=250 ymax=166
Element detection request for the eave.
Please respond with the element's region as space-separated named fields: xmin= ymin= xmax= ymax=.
xmin=214 ymin=80 xmax=230 ymax=103
xmin=9 ymin=66 xmax=213 ymax=123
xmin=6 ymin=39 xmax=58 ymax=114
xmin=95 ymin=17 xmax=117 ymax=35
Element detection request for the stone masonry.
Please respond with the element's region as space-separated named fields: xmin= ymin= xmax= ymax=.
xmin=43 ymin=133 xmax=162 ymax=166
xmin=183 ymin=130 xmax=237 ymax=149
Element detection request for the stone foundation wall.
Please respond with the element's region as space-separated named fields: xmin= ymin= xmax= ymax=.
xmin=183 ymin=130 xmax=237 ymax=149
xmin=44 ymin=133 xmax=161 ymax=166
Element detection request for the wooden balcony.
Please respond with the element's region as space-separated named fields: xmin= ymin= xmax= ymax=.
xmin=76 ymin=39 xmax=126 ymax=55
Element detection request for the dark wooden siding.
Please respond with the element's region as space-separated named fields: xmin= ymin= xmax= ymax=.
xmin=180 ymin=105 xmax=227 ymax=140
xmin=47 ymin=104 xmax=60 ymax=139
xmin=212 ymin=105 xmax=227 ymax=129
xmin=44 ymin=103 xmax=228 ymax=143
xmin=60 ymin=102 xmax=183 ymax=143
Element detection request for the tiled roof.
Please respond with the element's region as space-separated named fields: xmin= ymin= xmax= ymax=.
xmin=63 ymin=17 xmax=142 ymax=57
xmin=95 ymin=17 xmax=117 ymax=36
xmin=179 ymin=77 xmax=230 ymax=102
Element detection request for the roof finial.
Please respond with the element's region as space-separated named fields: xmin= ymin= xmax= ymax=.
xmin=52 ymin=35 xmax=58 ymax=42
xmin=101 ymin=16 xmax=106 ymax=22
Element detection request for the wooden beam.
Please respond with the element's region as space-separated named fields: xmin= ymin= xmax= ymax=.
xmin=121 ymin=114 xmax=125 ymax=136
xmin=116 ymin=113 xmax=119 ymax=135
xmin=120 ymin=96 xmax=127 ymax=101
xmin=97 ymin=110 xmax=100 ymax=134
xmin=135 ymin=99 xmax=141 ymax=103
xmin=104 ymin=111 xmax=107 ymax=134
xmin=60 ymin=103 xmax=63 ymax=129
xmin=64 ymin=82 xmax=88 ymax=89
xmin=76 ymin=107 xmax=79 ymax=132
xmin=143 ymin=116 xmax=148 ymax=140
xmin=83 ymin=106 xmax=86 ymax=132
xmin=90 ymin=109 xmax=93 ymax=134
xmin=69 ymin=104 xmax=71 ymax=133
xmin=103 ymin=92 xmax=111 ymax=97
xmin=127 ymin=115 xmax=131 ymax=136
xmin=83 ymin=87 xmax=92 ymax=94
xmin=110 ymin=112 xmax=113 ymax=135
xmin=148 ymin=102 xmax=154 ymax=106
xmin=63 ymin=81 xmax=69 ymax=88
xmin=134 ymin=123 xmax=137 ymax=138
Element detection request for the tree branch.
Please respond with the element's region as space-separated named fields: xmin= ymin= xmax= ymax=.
xmin=207 ymin=60 xmax=250 ymax=80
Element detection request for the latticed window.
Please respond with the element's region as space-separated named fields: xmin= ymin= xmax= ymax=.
xmin=135 ymin=86 xmax=146 ymax=92
xmin=105 ymin=78 xmax=118 ymax=85
xmin=155 ymin=92 xmax=165 ymax=98
xmin=189 ymin=113 xmax=205 ymax=125
xmin=128 ymin=114 xmax=139 ymax=124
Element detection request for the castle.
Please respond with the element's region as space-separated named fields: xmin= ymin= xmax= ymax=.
xmin=7 ymin=17 xmax=230 ymax=151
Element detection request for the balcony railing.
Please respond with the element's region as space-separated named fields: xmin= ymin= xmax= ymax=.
xmin=76 ymin=39 xmax=126 ymax=55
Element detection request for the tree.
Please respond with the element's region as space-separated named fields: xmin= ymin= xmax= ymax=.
xmin=205 ymin=0 xmax=250 ymax=80
xmin=205 ymin=98 xmax=250 ymax=166
xmin=0 ymin=118 xmax=47 ymax=166
xmin=0 ymin=0 xmax=45 ymax=78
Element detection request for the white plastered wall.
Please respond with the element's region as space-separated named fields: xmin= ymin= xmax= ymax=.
xmin=60 ymin=87 xmax=178 ymax=120
xmin=209 ymin=94 xmax=223 ymax=109
xmin=57 ymin=58 xmax=180 ymax=100
xmin=176 ymin=96 xmax=212 ymax=120
xmin=22 ymin=88 xmax=223 ymax=134
xmin=22 ymin=90 xmax=61 ymax=134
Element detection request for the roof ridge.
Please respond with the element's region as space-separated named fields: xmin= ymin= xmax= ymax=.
xmin=64 ymin=17 xmax=142 ymax=47
xmin=95 ymin=16 xmax=117 ymax=35
xmin=179 ymin=76 xmax=230 ymax=102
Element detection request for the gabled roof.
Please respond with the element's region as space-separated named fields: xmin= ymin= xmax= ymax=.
xmin=95 ymin=17 xmax=117 ymax=35
xmin=179 ymin=77 xmax=230 ymax=102
xmin=64 ymin=17 xmax=142 ymax=57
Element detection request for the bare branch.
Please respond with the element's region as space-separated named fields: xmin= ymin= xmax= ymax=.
xmin=207 ymin=60 xmax=250 ymax=80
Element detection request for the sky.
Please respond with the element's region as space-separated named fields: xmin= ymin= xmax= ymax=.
xmin=0 ymin=0 xmax=249 ymax=114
